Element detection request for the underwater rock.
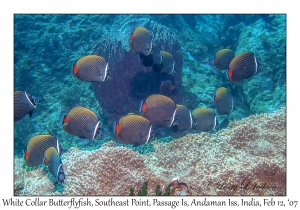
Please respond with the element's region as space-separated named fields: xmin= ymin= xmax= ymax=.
xmin=235 ymin=15 xmax=286 ymax=114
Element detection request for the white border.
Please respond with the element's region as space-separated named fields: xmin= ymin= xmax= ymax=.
xmin=3 ymin=1 xmax=298 ymax=210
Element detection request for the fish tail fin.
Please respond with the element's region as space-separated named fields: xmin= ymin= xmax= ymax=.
xmin=191 ymin=116 xmax=197 ymax=128
xmin=171 ymin=124 xmax=179 ymax=133
xmin=28 ymin=110 xmax=34 ymax=118
xmin=215 ymin=116 xmax=220 ymax=128
xmin=59 ymin=144 xmax=64 ymax=156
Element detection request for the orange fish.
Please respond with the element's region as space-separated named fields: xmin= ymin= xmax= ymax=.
xmin=227 ymin=52 xmax=259 ymax=82
xmin=191 ymin=108 xmax=217 ymax=132
xmin=156 ymin=51 xmax=175 ymax=74
xmin=213 ymin=87 xmax=234 ymax=115
xmin=214 ymin=49 xmax=235 ymax=70
xmin=72 ymin=55 xmax=110 ymax=82
xmin=24 ymin=134 xmax=61 ymax=167
xmin=140 ymin=94 xmax=177 ymax=127
xmin=62 ymin=106 xmax=102 ymax=140
xmin=44 ymin=147 xmax=65 ymax=184
xmin=130 ymin=26 xmax=152 ymax=56
xmin=115 ymin=114 xmax=153 ymax=146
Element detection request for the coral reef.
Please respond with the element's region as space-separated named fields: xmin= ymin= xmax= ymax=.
xmin=15 ymin=142 xmax=167 ymax=196
xmin=14 ymin=14 xmax=109 ymax=153
xmin=91 ymin=20 xmax=183 ymax=122
xmin=14 ymin=107 xmax=286 ymax=196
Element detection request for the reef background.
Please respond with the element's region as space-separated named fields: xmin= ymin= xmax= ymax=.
xmin=14 ymin=14 xmax=286 ymax=195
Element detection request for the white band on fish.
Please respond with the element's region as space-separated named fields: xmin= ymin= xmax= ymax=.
xmin=169 ymin=108 xmax=177 ymax=127
xmin=24 ymin=91 xmax=36 ymax=108
xmin=145 ymin=125 xmax=153 ymax=144
xmin=188 ymin=110 xmax=193 ymax=130
xmin=93 ymin=121 xmax=100 ymax=139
